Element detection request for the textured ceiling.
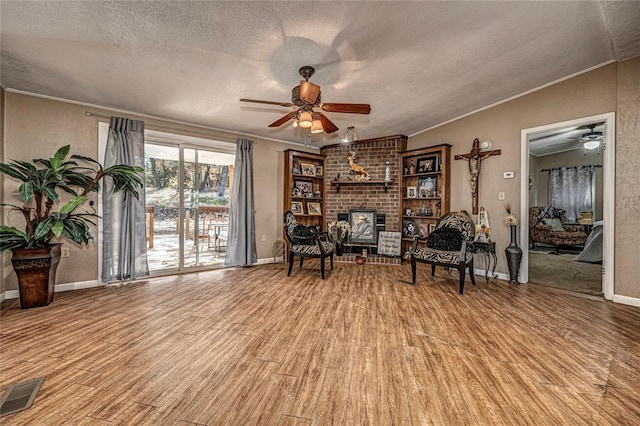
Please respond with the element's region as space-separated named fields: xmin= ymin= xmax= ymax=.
xmin=2 ymin=1 xmax=639 ymax=147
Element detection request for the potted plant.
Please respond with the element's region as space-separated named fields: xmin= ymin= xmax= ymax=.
xmin=328 ymin=220 xmax=350 ymax=256
xmin=0 ymin=145 xmax=143 ymax=308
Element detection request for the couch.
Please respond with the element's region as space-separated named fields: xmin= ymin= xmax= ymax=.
xmin=529 ymin=206 xmax=588 ymax=251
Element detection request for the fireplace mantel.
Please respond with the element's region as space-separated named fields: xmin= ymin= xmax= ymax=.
xmin=330 ymin=179 xmax=395 ymax=193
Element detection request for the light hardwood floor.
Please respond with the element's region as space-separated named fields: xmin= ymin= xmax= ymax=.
xmin=1 ymin=262 xmax=639 ymax=425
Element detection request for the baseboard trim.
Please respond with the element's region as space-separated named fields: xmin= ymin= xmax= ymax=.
xmin=0 ymin=280 xmax=101 ymax=301
xmin=254 ymin=256 xmax=284 ymax=265
xmin=612 ymin=294 xmax=640 ymax=308
xmin=473 ymin=268 xmax=511 ymax=282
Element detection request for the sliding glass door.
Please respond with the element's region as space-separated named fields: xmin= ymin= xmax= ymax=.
xmin=144 ymin=139 xmax=234 ymax=273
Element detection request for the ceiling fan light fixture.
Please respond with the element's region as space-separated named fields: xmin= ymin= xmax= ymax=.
xmin=583 ymin=140 xmax=600 ymax=150
xmin=310 ymin=118 xmax=324 ymax=134
xmin=298 ymin=111 xmax=313 ymax=128
xmin=342 ymin=126 xmax=357 ymax=143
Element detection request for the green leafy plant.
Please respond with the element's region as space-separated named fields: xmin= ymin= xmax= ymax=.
xmin=0 ymin=145 xmax=144 ymax=253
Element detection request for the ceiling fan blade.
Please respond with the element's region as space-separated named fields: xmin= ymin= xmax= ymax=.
xmin=321 ymin=103 xmax=371 ymax=114
xmin=268 ymin=111 xmax=297 ymax=127
xmin=240 ymin=98 xmax=294 ymax=107
xmin=299 ymin=80 xmax=321 ymax=104
xmin=317 ymin=113 xmax=339 ymax=134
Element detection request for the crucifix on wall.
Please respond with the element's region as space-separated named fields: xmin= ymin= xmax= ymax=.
xmin=454 ymin=138 xmax=501 ymax=214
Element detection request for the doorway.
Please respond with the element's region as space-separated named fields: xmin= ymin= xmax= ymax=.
xmin=520 ymin=113 xmax=615 ymax=299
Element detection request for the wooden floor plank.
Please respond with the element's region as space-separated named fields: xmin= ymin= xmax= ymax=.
xmin=1 ymin=263 xmax=639 ymax=424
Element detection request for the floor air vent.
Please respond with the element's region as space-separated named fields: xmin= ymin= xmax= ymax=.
xmin=0 ymin=377 xmax=45 ymax=417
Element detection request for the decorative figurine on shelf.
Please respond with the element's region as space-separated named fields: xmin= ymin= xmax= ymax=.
xmin=408 ymin=159 xmax=416 ymax=174
xmin=347 ymin=151 xmax=371 ymax=181
xmin=435 ymin=201 xmax=441 ymax=217
xmin=384 ymin=160 xmax=391 ymax=181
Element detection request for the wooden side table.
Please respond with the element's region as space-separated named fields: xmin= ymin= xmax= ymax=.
xmin=472 ymin=241 xmax=498 ymax=281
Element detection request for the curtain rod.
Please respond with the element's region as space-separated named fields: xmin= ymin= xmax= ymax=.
xmin=541 ymin=165 xmax=602 ymax=172
xmin=84 ymin=111 xmax=198 ymax=134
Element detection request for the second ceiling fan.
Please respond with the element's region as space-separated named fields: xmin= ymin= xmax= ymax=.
xmin=240 ymin=66 xmax=371 ymax=134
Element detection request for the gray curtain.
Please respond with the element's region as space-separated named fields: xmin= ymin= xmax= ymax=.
xmin=225 ymin=138 xmax=256 ymax=266
xmin=549 ymin=166 xmax=593 ymax=222
xmin=102 ymin=117 xmax=148 ymax=281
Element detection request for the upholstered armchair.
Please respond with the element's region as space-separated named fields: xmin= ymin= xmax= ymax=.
xmin=529 ymin=206 xmax=588 ymax=252
xmin=408 ymin=212 xmax=476 ymax=294
xmin=283 ymin=211 xmax=334 ymax=279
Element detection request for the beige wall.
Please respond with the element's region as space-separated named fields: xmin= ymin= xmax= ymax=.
xmin=615 ymin=57 xmax=640 ymax=298
xmin=2 ymin=92 xmax=314 ymax=291
xmin=534 ymin=149 xmax=604 ymax=220
xmin=407 ymin=62 xmax=640 ymax=298
xmin=1 ymin=87 xmax=5 ymax=295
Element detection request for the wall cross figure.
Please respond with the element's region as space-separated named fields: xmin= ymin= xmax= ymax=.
xmin=454 ymin=138 xmax=501 ymax=214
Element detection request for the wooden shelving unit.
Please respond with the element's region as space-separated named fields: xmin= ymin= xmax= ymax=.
xmin=283 ymin=149 xmax=326 ymax=232
xmin=398 ymin=144 xmax=451 ymax=255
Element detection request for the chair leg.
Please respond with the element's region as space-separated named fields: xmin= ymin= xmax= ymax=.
xmin=330 ymin=254 xmax=334 ymax=270
xmin=459 ymin=265 xmax=465 ymax=294
xmin=288 ymin=253 xmax=294 ymax=276
xmin=469 ymin=259 xmax=476 ymax=286
xmin=431 ymin=264 xmax=436 ymax=276
xmin=320 ymin=257 xmax=326 ymax=279
xmin=299 ymin=257 xmax=304 ymax=268
xmin=411 ymin=259 xmax=417 ymax=284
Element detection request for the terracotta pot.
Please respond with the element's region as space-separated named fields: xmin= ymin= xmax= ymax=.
xmin=11 ymin=244 xmax=61 ymax=309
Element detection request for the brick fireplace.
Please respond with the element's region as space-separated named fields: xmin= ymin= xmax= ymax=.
xmin=320 ymin=135 xmax=407 ymax=234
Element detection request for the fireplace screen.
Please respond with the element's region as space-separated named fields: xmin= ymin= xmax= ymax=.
xmin=348 ymin=209 xmax=377 ymax=244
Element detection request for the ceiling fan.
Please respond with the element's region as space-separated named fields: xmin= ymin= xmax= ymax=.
xmin=240 ymin=66 xmax=371 ymax=134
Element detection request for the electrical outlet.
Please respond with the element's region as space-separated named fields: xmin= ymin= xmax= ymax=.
xmin=61 ymin=246 xmax=70 ymax=257
xmin=498 ymin=192 xmax=505 ymax=200
xmin=261 ymin=234 xmax=267 ymax=242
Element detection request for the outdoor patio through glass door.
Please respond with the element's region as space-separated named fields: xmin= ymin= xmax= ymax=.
xmin=144 ymin=142 xmax=234 ymax=273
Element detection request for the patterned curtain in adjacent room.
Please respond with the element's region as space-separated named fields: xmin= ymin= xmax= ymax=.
xmin=225 ymin=138 xmax=256 ymax=267
xmin=548 ymin=166 xmax=594 ymax=222
xmin=102 ymin=117 xmax=149 ymax=282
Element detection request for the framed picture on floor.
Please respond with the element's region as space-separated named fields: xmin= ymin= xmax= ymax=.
xmin=348 ymin=209 xmax=377 ymax=244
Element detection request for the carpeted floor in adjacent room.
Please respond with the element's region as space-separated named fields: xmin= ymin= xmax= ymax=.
xmin=528 ymin=250 xmax=602 ymax=296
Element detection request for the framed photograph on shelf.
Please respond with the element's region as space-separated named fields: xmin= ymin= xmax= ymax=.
xmin=407 ymin=186 xmax=417 ymax=198
xmin=301 ymin=162 xmax=316 ymax=177
xmin=307 ymin=202 xmax=322 ymax=215
xmin=291 ymin=201 xmax=304 ymax=215
xmin=294 ymin=179 xmax=314 ymax=197
xmin=315 ymin=166 xmax=323 ymax=177
xmin=429 ymin=223 xmax=437 ymax=234
xmin=417 ymin=156 xmax=438 ymax=173
xmin=418 ymin=226 xmax=429 ymax=239
xmin=348 ymin=209 xmax=376 ymax=244
xmin=292 ymin=158 xmax=302 ymax=175
xmin=418 ymin=176 xmax=437 ymax=197
xmin=402 ymin=219 xmax=418 ymax=238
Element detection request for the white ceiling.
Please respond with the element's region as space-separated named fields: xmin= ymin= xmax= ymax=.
xmin=2 ymin=1 xmax=639 ymax=147
xmin=529 ymin=122 xmax=605 ymax=156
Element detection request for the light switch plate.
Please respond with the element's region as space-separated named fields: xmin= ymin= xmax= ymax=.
xmin=503 ymin=172 xmax=515 ymax=179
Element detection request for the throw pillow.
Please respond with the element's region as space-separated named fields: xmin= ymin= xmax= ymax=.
xmin=542 ymin=218 xmax=566 ymax=232
xmin=292 ymin=225 xmax=317 ymax=244
xmin=426 ymin=228 xmax=463 ymax=251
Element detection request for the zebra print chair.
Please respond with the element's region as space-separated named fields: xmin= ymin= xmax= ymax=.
xmin=409 ymin=212 xmax=476 ymax=294
xmin=283 ymin=211 xmax=334 ymax=279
